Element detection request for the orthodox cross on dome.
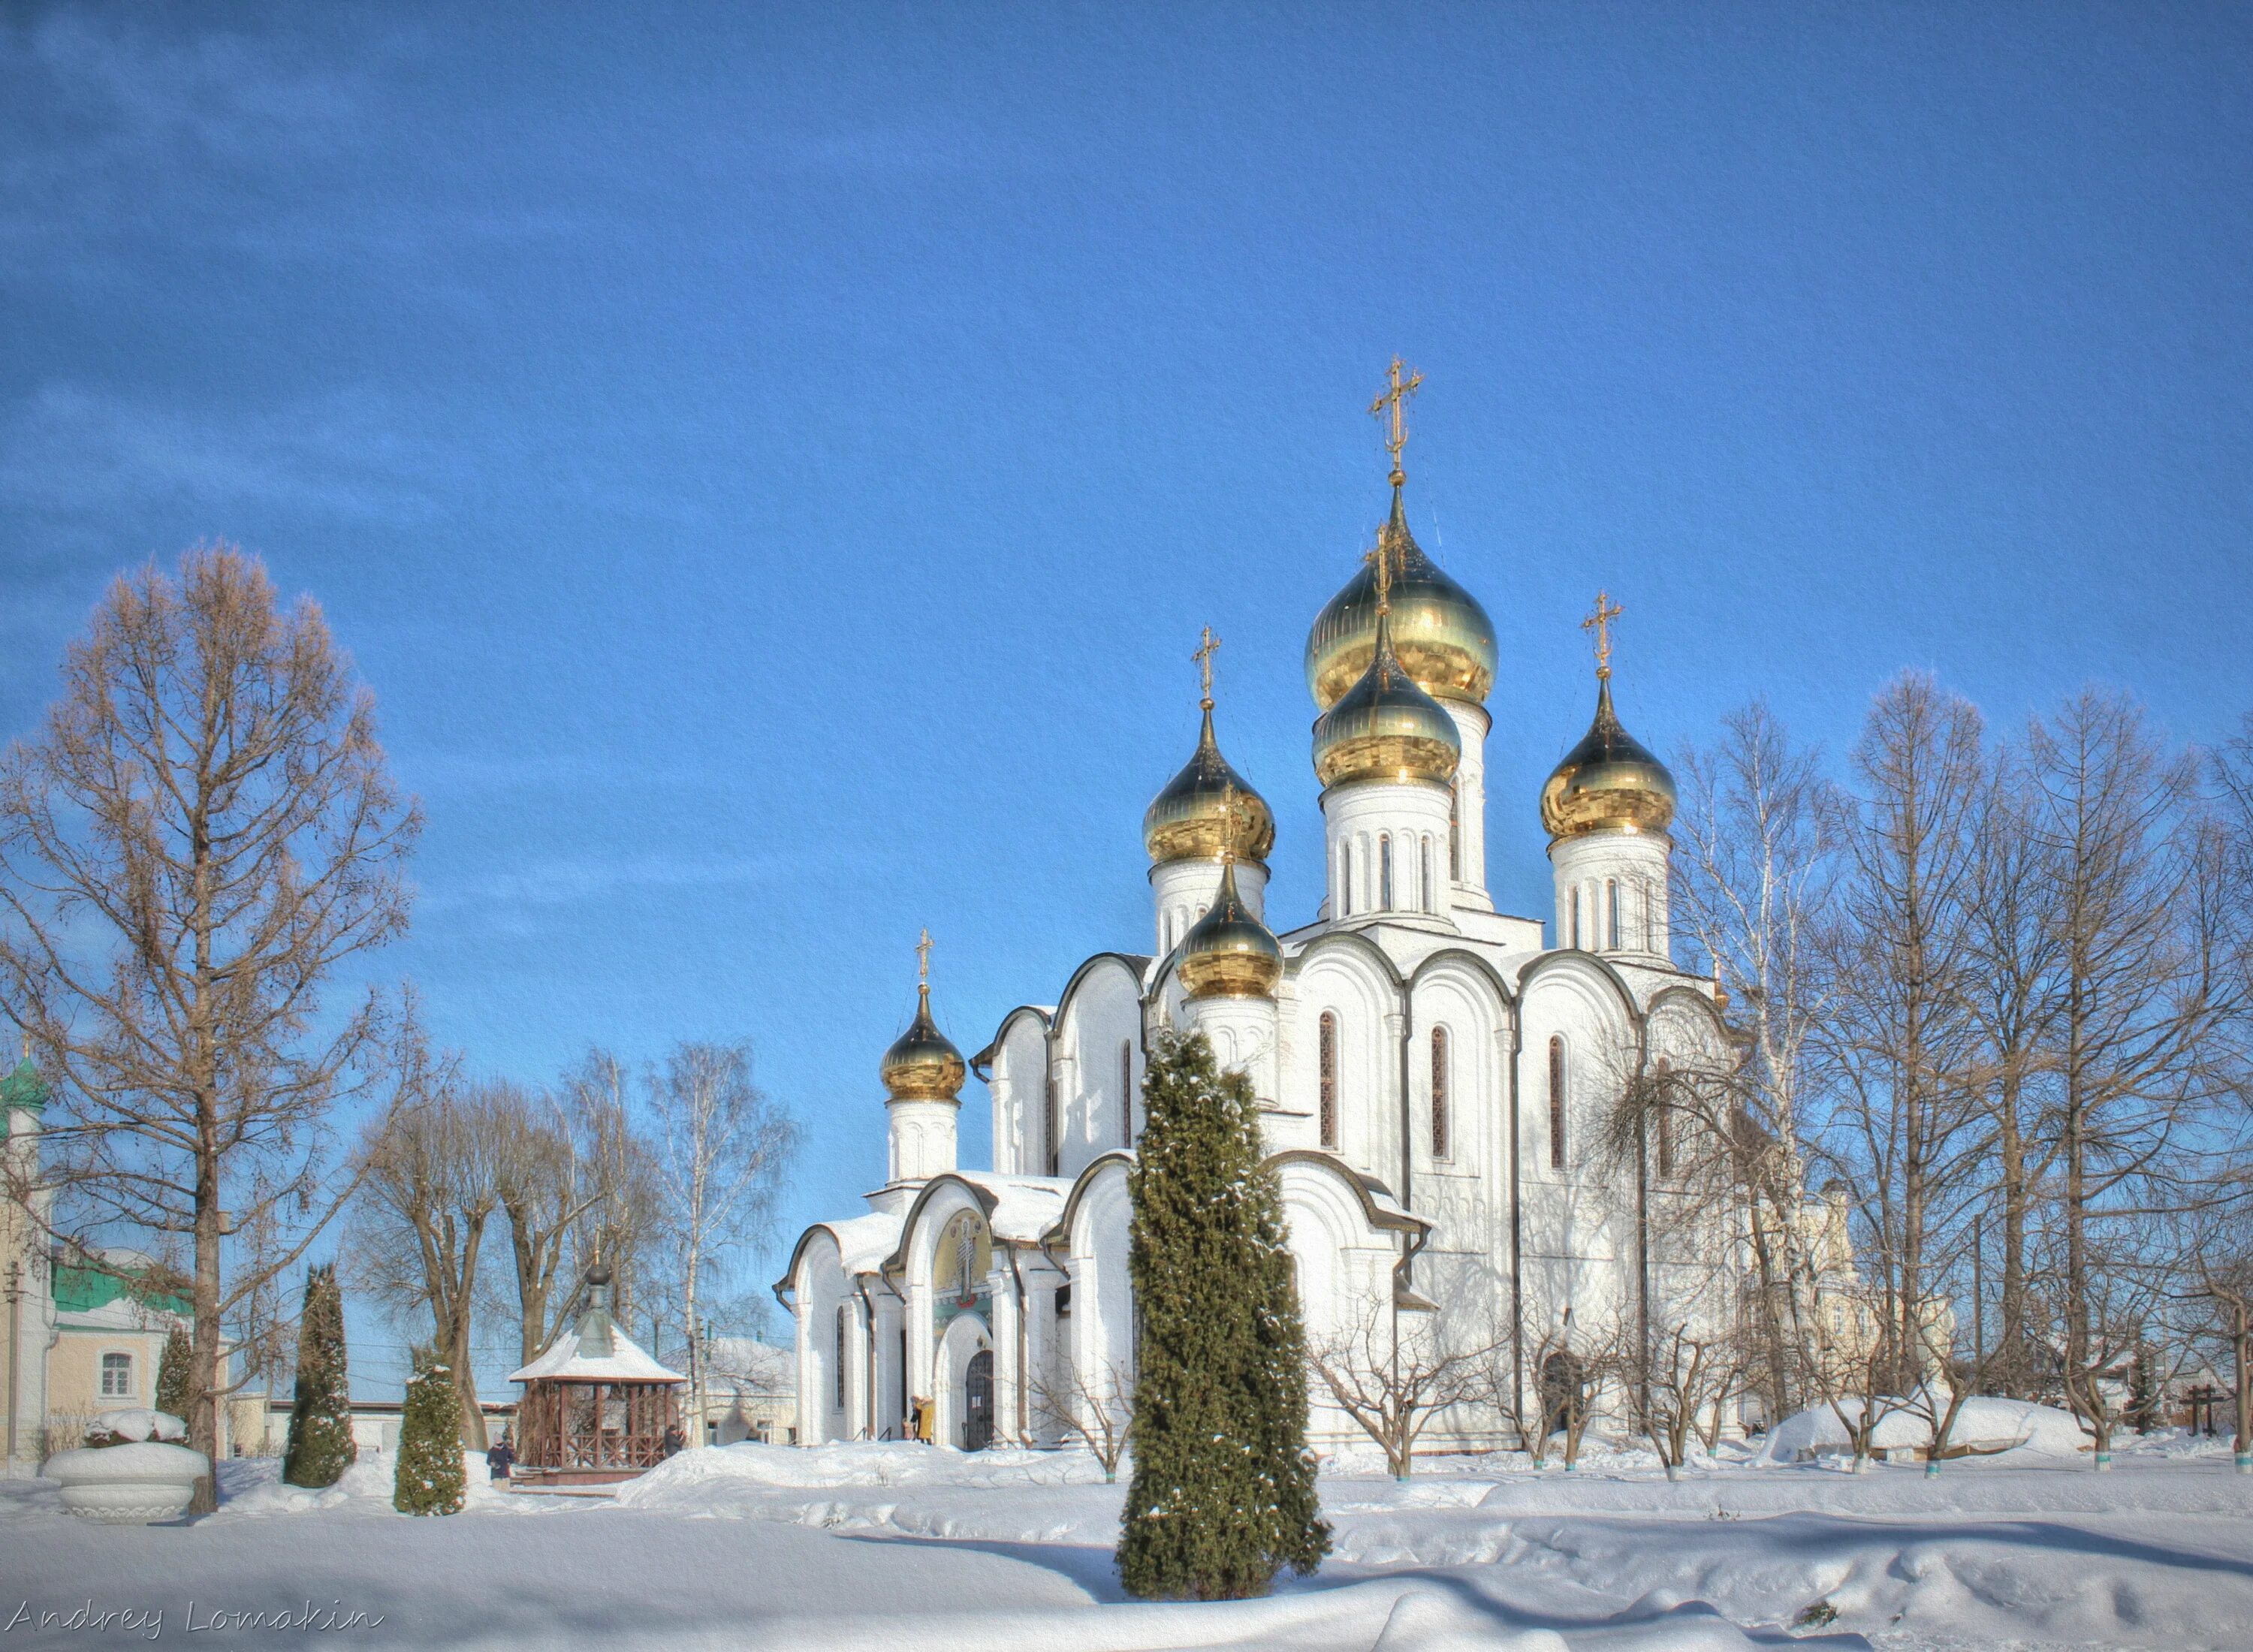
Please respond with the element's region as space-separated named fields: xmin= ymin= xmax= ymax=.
xmin=1368 ymin=356 xmax=1423 ymax=489
xmin=1363 ymin=532 xmax=1395 ymax=616
xmin=1582 ymin=589 xmax=1624 ymax=681
xmin=915 ymin=927 xmax=933 ymax=987
xmin=1193 ymin=626 xmax=1221 ymax=711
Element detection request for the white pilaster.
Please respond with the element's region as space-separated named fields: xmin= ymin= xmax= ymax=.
xmin=1442 ymin=699 xmax=1493 ymax=913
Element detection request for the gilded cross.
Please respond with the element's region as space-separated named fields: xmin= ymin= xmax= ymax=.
xmin=1582 ymin=590 xmax=1624 ymax=680
xmin=1368 ymin=357 xmax=1423 ymax=487
xmin=1193 ymin=626 xmax=1221 ymax=710
xmin=1362 ymin=535 xmax=1395 ymax=613
xmin=915 ymin=927 xmax=933 ymax=986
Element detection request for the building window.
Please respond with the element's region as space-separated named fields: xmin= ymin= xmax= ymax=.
xmin=1548 ymin=1036 xmax=1567 ymax=1171
xmin=1570 ymin=889 xmax=1582 ymax=949
xmin=1430 ymin=1026 xmax=1450 ymax=1160
xmin=1379 ymin=835 xmax=1394 ymax=909
xmin=1654 ymin=1056 xmax=1673 ymax=1178
xmin=1607 ymin=880 xmax=1621 ymax=951
xmin=1120 ymin=1040 xmax=1135 ymax=1148
xmin=100 ymin=1352 xmax=134 ymax=1399
xmin=1338 ymin=842 xmax=1352 ymax=917
xmin=1421 ymin=837 xmax=1435 ymax=913
xmin=834 ymin=1306 xmax=849 ymax=1411
xmin=1319 ymin=1012 xmax=1339 ymax=1149
xmin=1449 ymin=785 xmax=1461 ymax=880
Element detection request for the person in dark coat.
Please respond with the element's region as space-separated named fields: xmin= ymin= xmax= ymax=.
xmin=661 ymin=1422 xmax=686 ymax=1458
xmin=486 ymin=1431 xmax=516 ymax=1481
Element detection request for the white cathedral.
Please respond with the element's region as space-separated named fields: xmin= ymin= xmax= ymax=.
xmin=782 ymin=371 xmax=1736 ymax=1455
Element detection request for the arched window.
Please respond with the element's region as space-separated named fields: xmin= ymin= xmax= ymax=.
xmin=1338 ymin=841 xmax=1353 ymax=917
xmin=100 ymin=1351 xmax=134 ymax=1399
xmin=1606 ymin=879 xmax=1621 ymax=951
xmin=1430 ymin=1026 xmax=1450 ymax=1160
xmin=1379 ymin=835 xmax=1394 ymax=909
xmin=1120 ymin=1040 xmax=1135 ymax=1148
xmin=1654 ymin=1056 xmax=1673 ymax=1178
xmin=1548 ymin=1036 xmax=1567 ymax=1170
xmin=1449 ymin=784 xmax=1461 ymax=879
xmin=1318 ymin=1012 xmax=1339 ymax=1149
xmin=1642 ymin=878 xmax=1656 ymax=951
xmin=1569 ymin=889 xmax=1582 ymax=950
xmin=834 ymin=1305 xmax=849 ymax=1410
xmin=1421 ymin=837 xmax=1435 ymax=912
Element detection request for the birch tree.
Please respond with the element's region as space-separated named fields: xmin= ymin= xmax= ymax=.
xmin=645 ymin=1040 xmax=798 ymax=1428
xmin=0 ymin=547 xmax=418 ymax=1509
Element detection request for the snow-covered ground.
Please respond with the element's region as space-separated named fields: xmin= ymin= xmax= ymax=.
xmin=3 ymin=1428 xmax=2249 ymax=1650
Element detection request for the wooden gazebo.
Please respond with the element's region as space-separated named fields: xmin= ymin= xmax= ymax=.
xmin=507 ymin=1265 xmax=685 ymax=1488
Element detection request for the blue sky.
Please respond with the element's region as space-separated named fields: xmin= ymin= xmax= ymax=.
xmin=3 ymin=3 xmax=2249 ymax=1386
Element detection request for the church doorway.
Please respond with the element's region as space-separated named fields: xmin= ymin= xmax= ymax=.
xmin=963 ymin=1350 xmax=994 ymax=1452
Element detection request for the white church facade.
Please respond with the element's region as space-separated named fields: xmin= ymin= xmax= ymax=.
xmin=781 ymin=371 xmax=1736 ymax=1455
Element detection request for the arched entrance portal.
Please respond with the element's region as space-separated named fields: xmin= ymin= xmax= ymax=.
xmin=963 ymin=1350 xmax=994 ymax=1452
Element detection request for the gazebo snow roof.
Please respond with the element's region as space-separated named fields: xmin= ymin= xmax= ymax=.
xmin=507 ymin=1269 xmax=683 ymax=1385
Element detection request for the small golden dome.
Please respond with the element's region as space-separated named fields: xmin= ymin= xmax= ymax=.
xmin=1176 ymin=859 xmax=1283 ymax=1001
xmin=1143 ymin=707 xmax=1275 ymax=865
xmin=1311 ymin=607 xmax=1461 ymax=790
xmin=1306 ymin=491 xmax=1496 ymax=710
xmin=879 ymin=982 xmax=967 ymax=1102
xmin=1540 ymin=678 xmax=1677 ymax=841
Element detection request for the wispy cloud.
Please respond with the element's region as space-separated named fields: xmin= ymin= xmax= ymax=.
xmin=419 ymin=853 xmax=781 ymax=917
xmin=0 ymin=381 xmax=454 ymax=520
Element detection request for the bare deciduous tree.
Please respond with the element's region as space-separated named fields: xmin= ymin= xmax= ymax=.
xmin=1030 ymin=1355 xmax=1133 ymax=1482
xmin=350 ymin=1060 xmax=509 ymax=1448
xmin=0 ymin=547 xmax=418 ymax=1509
xmin=1308 ymin=1292 xmax=1494 ymax=1481
xmin=645 ymin=1041 xmax=798 ymax=1427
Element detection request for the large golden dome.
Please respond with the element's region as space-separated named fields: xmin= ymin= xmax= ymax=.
xmin=1176 ymin=858 xmax=1283 ymax=1001
xmin=1312 ymin=607 xmax=1461 ymax=790
xmin=879 ymin=981 xmax=967 ymax=1102
xmin=1306 ymin=491 xmax=1496 ymax=710
xmin=1143 ymin=707 xmax=1275 ymax=865
xmin=1541 ymin=678 xmax=1676 ymax=841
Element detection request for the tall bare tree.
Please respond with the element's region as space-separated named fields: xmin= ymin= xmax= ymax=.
xmin=0 ymin=547 xmax=418 ymax=1509
xmin=645 ymin=1040 xmax=798 ymax=1425
xmin=1961 ymin=747 xmax=2067 ymax=1396
xmin=1824 ymin=671 xmax=1986 ymax=1398
xmin=1669 ymin=700 xmax=1841 ymax=1417
xmin=2025 ymin=690 xmax=2230 ymax=1462
xmin=351 ymin=1064 xmax=506 ymax=1447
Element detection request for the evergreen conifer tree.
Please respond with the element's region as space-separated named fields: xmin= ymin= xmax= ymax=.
xmin=2128 ymin=1343 xmax=2161 ymax=1433
xmin=1117 ymin=1029 xmax=1328 ymax=1600
xmin=393 ymin=1348 xmax=466 ymax=1515
xmin=282 ymin=1263 xmax=357 ymax=1488
xmin=155 ymin=1324 xmax=192 ymax=1420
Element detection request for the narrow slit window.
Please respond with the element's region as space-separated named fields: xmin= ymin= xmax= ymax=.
xmin=1319 ymin=1012 xmax=1339 ymax=1149
xmin=1548 ymin=1036 xmax=1567 ymax=1171
xmin=1449 ymin=785 xmax=1461 ymax=879
xmin=1607 ymin=880 xmax=1621 ymax=951
xmin=1380 ymin=835 xmax=1394 ymax=910
xmin=1120 ymin=1040 xmax=1135 ymax=1147
xmin=834 ymin=1307 xmax=849 ymax=1410
xmin=1570 ymin=889 xmax=1582 ymax=950
xmin=1654 ymin=1056 xmax=1673 ymax=1178
xmin=1421 ymin=837 xmax=1435 ymax=912
xmin=1430 ymin=1026 xmax=1450 ymax=1160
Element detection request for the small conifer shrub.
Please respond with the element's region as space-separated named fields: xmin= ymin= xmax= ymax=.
xmin=282 ymin=1263 xmax=356 ymax=1488
xmin=394 ymin=1349 xmax=466 ymax=1515
xmin=155 ymin=1324 xmax=192 ymax=1420
xmin=1117 ymin=1029 xmax=1329 ymax=1600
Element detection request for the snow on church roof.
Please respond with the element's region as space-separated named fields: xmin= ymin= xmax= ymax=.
xmin=951 ymin=1170 xmax=1069 ymax=1243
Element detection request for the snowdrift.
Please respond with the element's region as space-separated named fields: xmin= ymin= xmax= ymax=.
xmin=614 ymin=1439 xmax=1114 ymax=1508
xmin=1751 ymin=1394 xmax=2086 ymax=1464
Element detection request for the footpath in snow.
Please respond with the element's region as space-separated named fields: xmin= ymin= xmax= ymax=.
xmin=2 ymin=1424 xmax=2250 ymax=1650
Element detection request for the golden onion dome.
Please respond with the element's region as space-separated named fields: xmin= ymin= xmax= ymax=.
xmin=1143 ymin=707 xmax=1275 ymax=865
xmin=1540 ymin=677 xmax=1677 ymax=841
xmin=1175 ymin=858 xmax=1283 ymax=1001
xmin=879 ymin=982 xmax=967 ymax=1102
xmin=1312 ymin=607 xmax=1461 ymax=790
xmin=1306 ymin=490 xmax=1497 ymax=710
